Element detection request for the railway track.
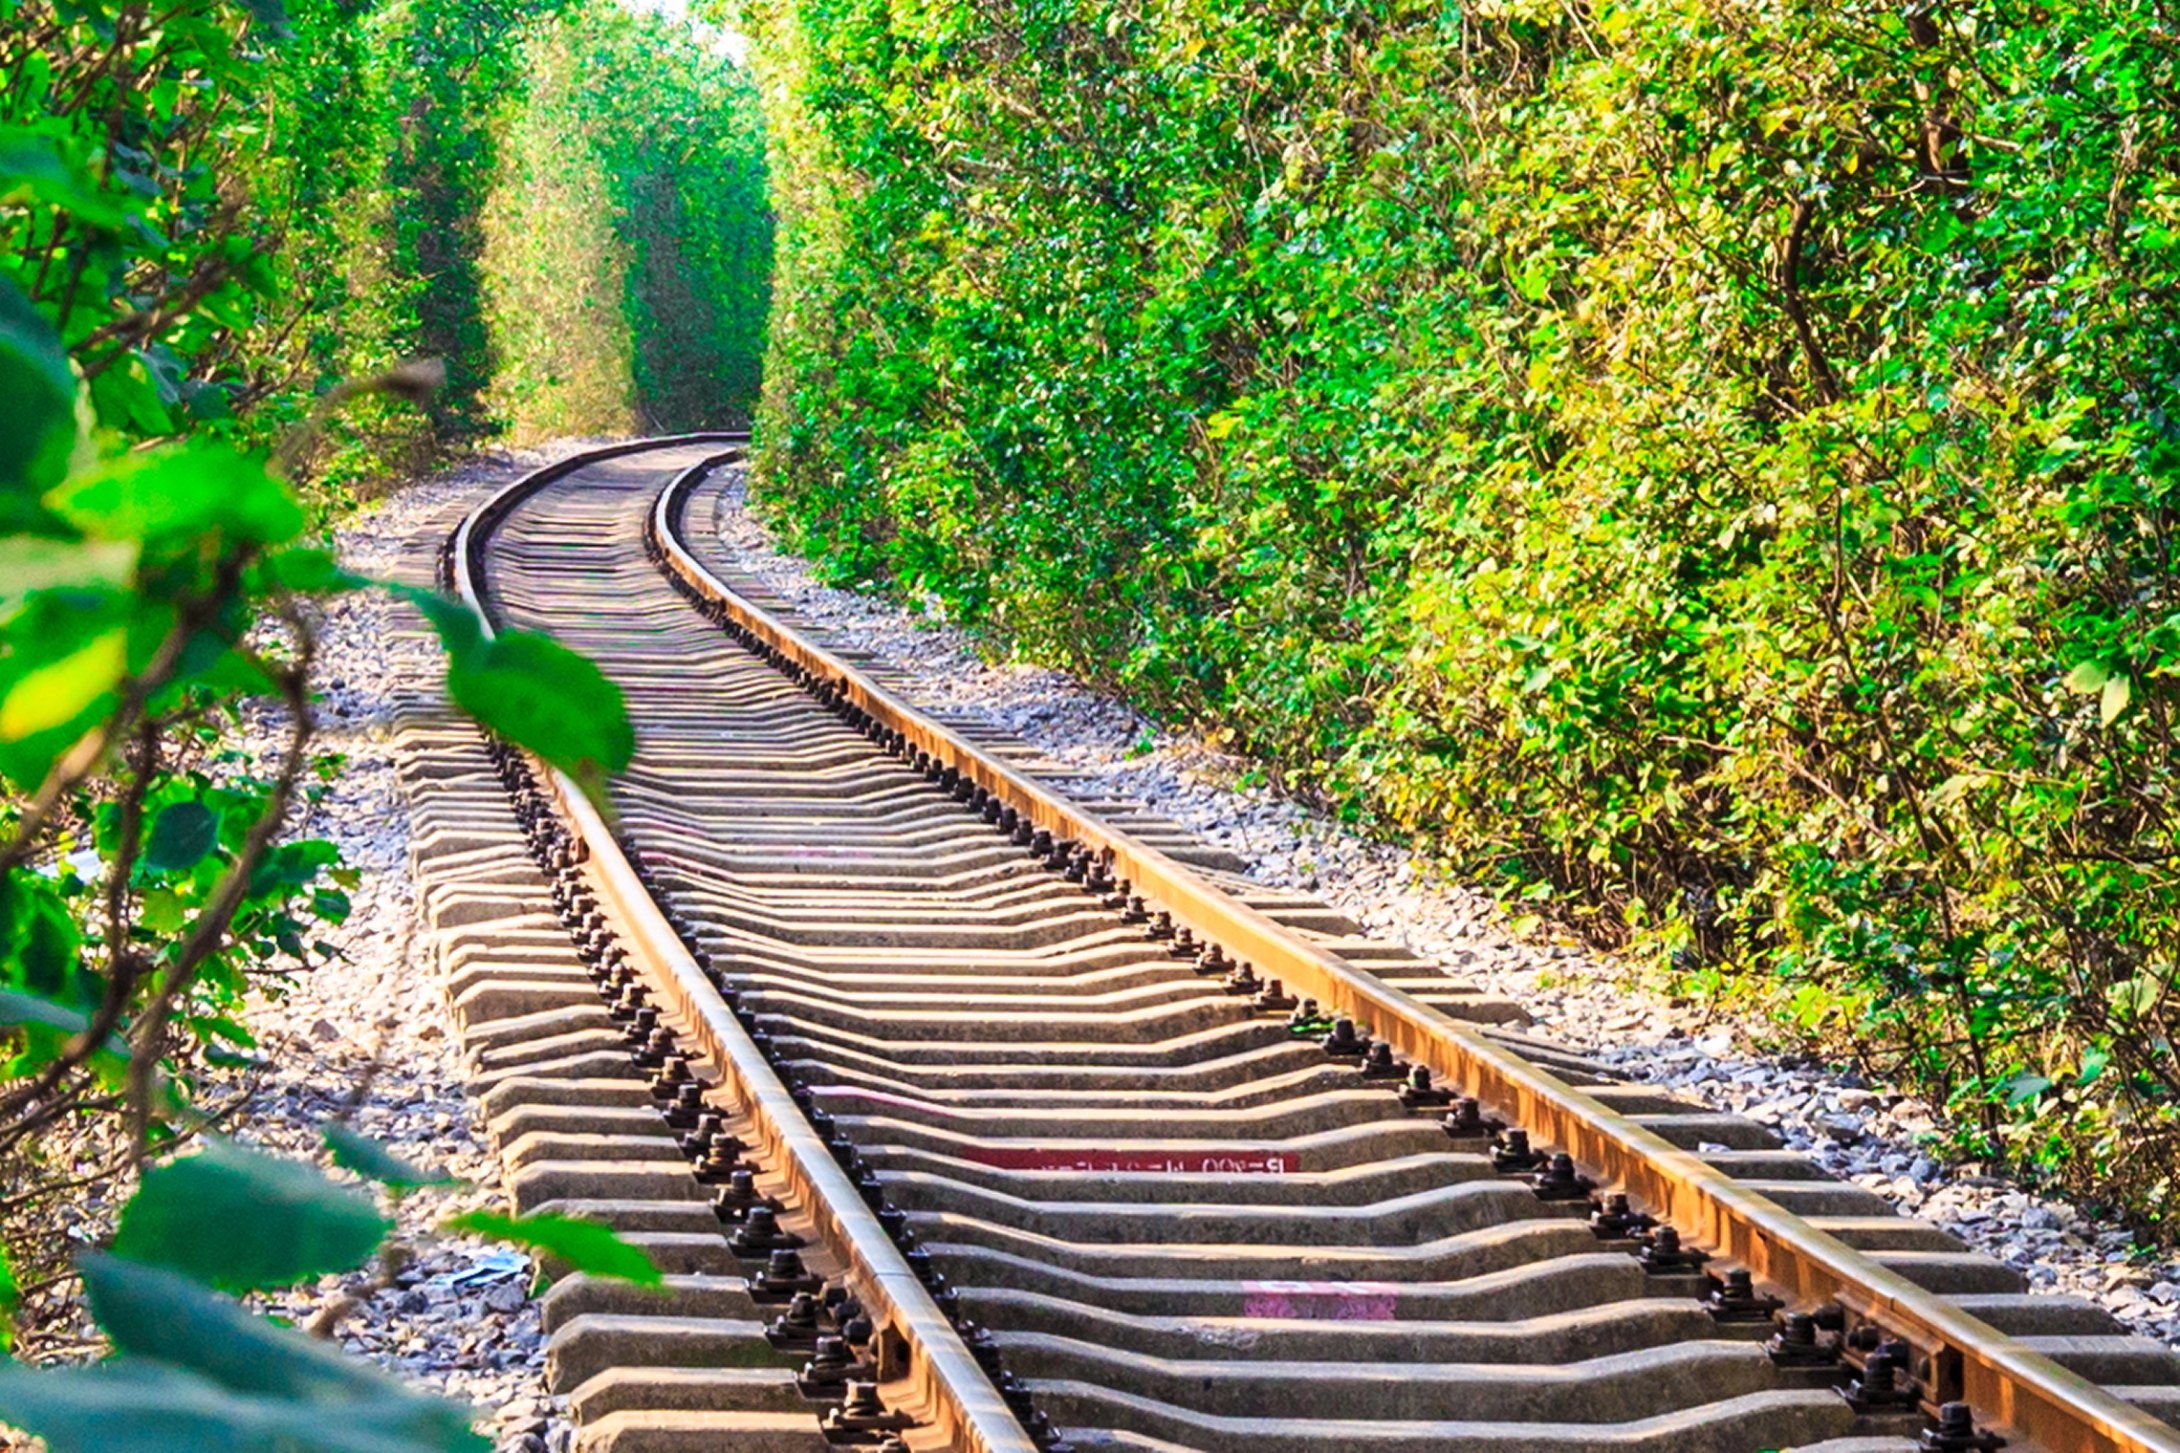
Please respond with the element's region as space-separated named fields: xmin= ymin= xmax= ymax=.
xmin=408 ymin=435 xmax=2180 ymax=1453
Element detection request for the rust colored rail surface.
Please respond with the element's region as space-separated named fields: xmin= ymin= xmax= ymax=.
xmin=640 ymin=456 xmax=2180 ymax=1453
xmin=450 ymin=438 xmax=1042 ymax=1453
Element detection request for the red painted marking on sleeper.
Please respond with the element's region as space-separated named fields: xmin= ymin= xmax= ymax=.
xmin=956 ymin=1147 xmax=1291 ymax=1174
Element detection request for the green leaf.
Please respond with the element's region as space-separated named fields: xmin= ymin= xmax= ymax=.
xmin=0 ymin=873 xmax=90 ymax=1003
xmin=2101 ymin=673 xmax=2131 ymax=726
xmin=46 ymin=441 xmax=304 ymax=548
xmin=2003 ymin=1073 xmax=2053 ymax=1106
xmin=2078 ymin=1047 xmax=2111 ymax=1086
xmin=402 ymin=587 xmax=633 ymax=803
xmin=256 ymin=547 xmax=370 ymax=596
xmin=324 ymin=1124 xmax=455 ymax=1189
xmin=0 ymin=277 xmax=79 ymax=504
xmin=450 ymin=632 xmax=635 ymax=790
xmin=0 ymin=987 xmax=90 ymax=1036
xmin=0 ymin=1239 xmax=16 ymax=1354
xmin=0 ymin=1360 xmax=467 ymax=1453
xmin=0 ymin=626 xmax=123 ymax=743
xmin=230 ymin=0 xmax=292 ymax=39
xmin=62 ymin=1255 xmax=486 ymax=1452
xmin=0 ymin=127 xmax=133 ymax=229
xmin=2063 ymin=660 xmax=2110 ymax=694
xmin=396 ymin=585 xmax=482 ymax=664
xmin=112 ymin=1141 xmax=389 ymax=1292
xmin=89 ymin=353 xmax=177 ymax=437
xmin=441 ymin=1210 xmax=661 ymax=1286
xmin=0 ymin=537 xmax=136 ymax=617
xmin=145 ymin=800 xmax=222 ymax=872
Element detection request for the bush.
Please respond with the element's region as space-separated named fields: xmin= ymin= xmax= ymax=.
xmin=737 ymin=0 xmax=2180 ymax=1217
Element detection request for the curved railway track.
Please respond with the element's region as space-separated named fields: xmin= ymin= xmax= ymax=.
xmin=416 ymin=436 xmax=2180 ymax=1453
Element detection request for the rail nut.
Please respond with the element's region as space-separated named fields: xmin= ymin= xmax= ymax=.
xmin=1702 ymin=1267 xmax=1783 ymax=1324
xmin=1398 ymin=1065 xmax=1453 ymax=1108
xmin=796 ymin=1335 xmax=878 ymax=1399
xmin=728 ymin=1206 xmax=808 ymax=1258
xmin=1358 ymin=1040 xmax=1406 ymax=1081
xmin=680 ymin=1112 xmax=725 ymax=1156
xmin=694 ymin=1139 xmax=751 ymax=1185
xmin=646 ymin=1049 xmax=690 ymax=1090
xmin=957 ymin=1319 xmax=1004 ymax=1373
xmin=818 ymin=1382 xmax=916 ymax=1442
xmin=1287 ymin=998 xmax=1332 ymax=1036
xmin=764 ymin=1291 xmax=827 ymax=1351
xmin=1491 ymin=1128 xmax=1545 ymax=1174
xmin=1530 ymin=1151 xmax=1593 ymax=1201
xmin=751 ymin=1248 xmax=824 ymax=1302
xmin=1220 ymin=963 xmax=1263 ymax=997
xmin=1196 ymin=944 xmax=1234 ymax=977
xmin=1842 ymin=1345 xmax=1920 ymax=1413
xmin=712 ymin=1169 xmax=775 ymax=1223
xmin=1588 ymin=1192 xmax=1656 ymax=1240
xmin=1918 ymin=1402 xmax=2006 ymax=1451
xmin=996 ymin=1370 xmax=1037 ymax=1417
xmin=1253 ymin=977 xmax=1298 ymax=1012
xmin=1169 ymin=926 xmax=1198 ymax=959
xmin=1321 ymin=1017 xmax=1370 ymax=1058
xmin=1636 ymin=1225 xmax=1710 ymax=1275
xmin=1441 ymin=1097 xmax=1501 ymax=1140
xmin=663 ymin=1081 xmax=704 ymax=1129
xmin=1764 ymin=1310 xmax=1842 ymax=1368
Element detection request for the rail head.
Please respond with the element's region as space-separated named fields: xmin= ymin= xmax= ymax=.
xmin=448 ymin=436 xmax=1040 ymax=1453
xmin=650 ymin=459 xmax=2180 ymax=1453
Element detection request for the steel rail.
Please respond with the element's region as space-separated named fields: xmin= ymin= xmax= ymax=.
xmin=651 ymin=460 xmax=2180 ymax=1453
xmin=449 ymin=436 xmax=1040 ymax=1453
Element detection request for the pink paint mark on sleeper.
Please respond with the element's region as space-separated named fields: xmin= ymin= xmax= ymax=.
xmin=1239 ymin=1280 xmax=1401 ymax=1321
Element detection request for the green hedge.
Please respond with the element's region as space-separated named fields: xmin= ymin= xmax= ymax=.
xmin=739 ymin=0 xmax=2180 ymax=1213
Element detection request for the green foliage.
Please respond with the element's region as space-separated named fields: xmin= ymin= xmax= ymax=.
xmin=740 ymin=0 xmax=2180 ymax=1215
xmin=403 ymin=587 xmax=635 ymax=805
xmin=480 ymin=4 xmax=771 ymax=440
xmin=114 ymin=1140 xmax=390 ymax=1291
xmin=443 ymin=1209 xmax=662 ymax=1286
xmin=0 ymin=121 xmax=651 ymax=1453
xmin=323 ymin=1123 xmax=453 ymax=1189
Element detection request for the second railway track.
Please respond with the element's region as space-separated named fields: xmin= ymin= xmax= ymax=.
xmin=419 ymin=436 xmax=2180 ymax=1453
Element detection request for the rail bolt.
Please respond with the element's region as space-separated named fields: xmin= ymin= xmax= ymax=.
xmin=1253 ymin=978 xmax=1298 ymax=1012
xmin=729 ymin=1206 xmax=808 ymax=1258
xmin=1530 ymin=1151 xmax=1593 ymax=1200
xmin=1588 ymin=1192 xmax=1655 ymax=1240
xmin=1764 ymin=1310 xmax=1842 ymax=1368
xmin=763 ymin=1291 xmax=826 ymax=1351
xmin=1359 ymin=1040 xmax=1405 ymax=1080
xmin=1492 ymin=1128 xmax=1544 ymax=1173
xmin=1917 ymin=1403 xmax=2006 ymax=1451
xmin=1844 ymin=1345 xmax=1920 ymax=1412
xmin=819 ymin=1382 xmax=915 ymax=1438
xmin=713 ymin=1169 xmax=774 ymax=1223
xmin=1702 ymin=1267 xmax=1783 ymax=1323
xmin=752 ymin=1248 xmax=824 ymax=1301
xmin=663 ymin=1081 xmax=704 ymax=1128
xmin=1398 ymin=1065 xmax=1453 ymax=1108
xmin=1636 ymin=1225 xmax=1711 ymax=1274
xmin=1321 ymin=1017 xmax=1369 ymax=1058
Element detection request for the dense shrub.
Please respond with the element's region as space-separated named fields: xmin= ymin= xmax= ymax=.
xmin=738 ymin=0 xmax=2180 ymax=1216
xmin=482 ymin=5 xmax=772 ymax=441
